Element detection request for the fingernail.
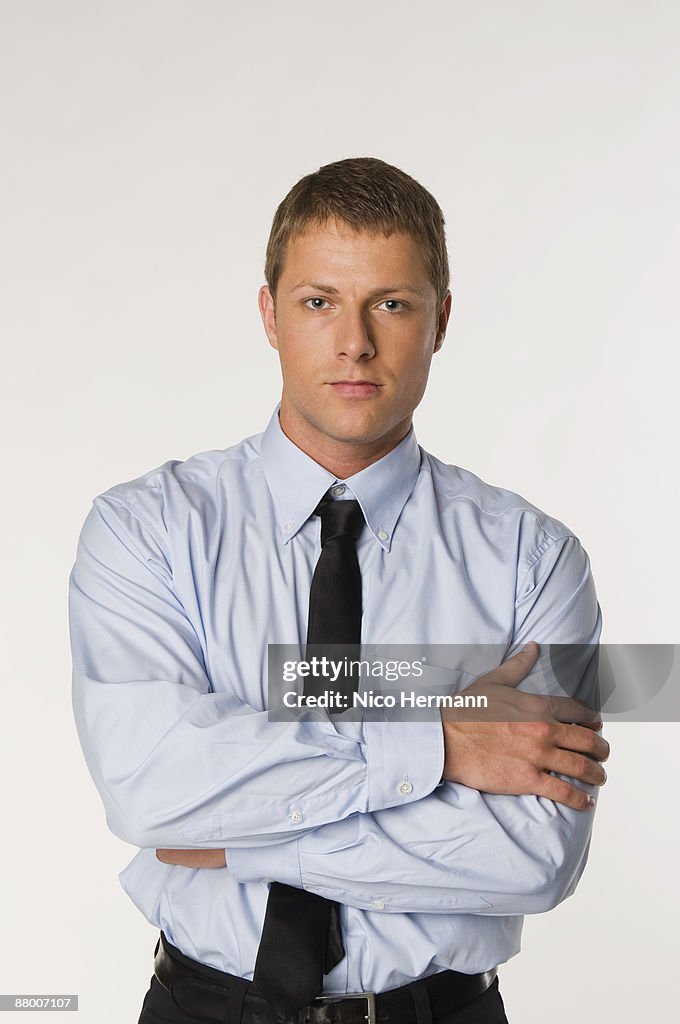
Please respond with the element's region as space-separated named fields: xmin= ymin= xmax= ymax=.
xmin=522 ymin=642 xmax=536 ymax=653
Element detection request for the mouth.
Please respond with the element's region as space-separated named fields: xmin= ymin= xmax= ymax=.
xmin=327 ymin=380 xmax=382 ymax=397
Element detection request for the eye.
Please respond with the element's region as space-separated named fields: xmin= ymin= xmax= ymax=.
xmin=378 ymin=299 xmax=406 ymax=312
xmin=304 ymin=297 xmax=331 ymax=310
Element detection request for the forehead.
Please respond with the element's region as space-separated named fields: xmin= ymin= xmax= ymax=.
xmin=280 ymin=218 xmax=432 ymax=289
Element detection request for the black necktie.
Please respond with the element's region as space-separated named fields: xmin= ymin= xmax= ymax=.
xmin=252 ymin=495 xmax=365 ymax=1020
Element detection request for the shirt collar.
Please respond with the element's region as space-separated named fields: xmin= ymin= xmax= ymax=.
xmin=260 ymin=405 xmax=422 ymax=551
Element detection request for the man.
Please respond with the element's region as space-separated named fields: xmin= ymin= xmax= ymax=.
xmin=69 ymin=157 xmax=609 ymax=1024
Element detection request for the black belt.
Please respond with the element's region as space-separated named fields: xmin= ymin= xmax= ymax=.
xmin=153 ymin=931 xmax=498 ymax=1024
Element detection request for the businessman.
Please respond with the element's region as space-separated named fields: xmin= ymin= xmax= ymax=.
xmin=69 ymin=157 xmax=609 ymax=1024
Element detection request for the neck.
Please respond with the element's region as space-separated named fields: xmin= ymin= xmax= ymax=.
xmin=278 ymin=406 xmax=411 ymax=479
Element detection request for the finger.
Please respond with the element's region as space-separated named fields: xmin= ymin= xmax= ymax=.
xmin=543 ymin=748 xmax=607 ymax=787
xmin=583 ymin=718 xmax=604 ymax=732
xmin=550 ymin=695 xmax=602 ymax=727
xmin=533 ymin=773 xmax=596 ymax=811
xmin=156 ymin=849 xmax=226 ymax=868
xmin=552 ymin=723 xmax=610 ymax=762
xmin=491 ymin=642 xmax=540 ymax=687
xmin=157 ymin=849 xmax=178 ymax=864
xmin=156 ymin=849 xmax=192 ymax=865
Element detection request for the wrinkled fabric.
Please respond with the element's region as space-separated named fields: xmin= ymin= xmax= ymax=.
xmin=69 ymin=405 xmax=601 ymax=992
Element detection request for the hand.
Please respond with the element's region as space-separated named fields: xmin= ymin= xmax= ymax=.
xmin=441 ymin=642 xmax=609 ymax=810
xmin=156 ymin=848 xmax=226 ymax=868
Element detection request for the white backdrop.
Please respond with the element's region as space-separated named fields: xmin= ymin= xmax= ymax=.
xmin=1 ymin=2 xmax=678 ymax=1021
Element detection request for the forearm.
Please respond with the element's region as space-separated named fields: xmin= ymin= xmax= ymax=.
xmin=226 ymin=775 xmax=597 ymax=915
xmin=70 ymin=498 xmax=443 ymax=848
xmin=74 ymin=680 xmax=443 ymax=849
xmin=228 ymin=538 xmax=603 ymax=913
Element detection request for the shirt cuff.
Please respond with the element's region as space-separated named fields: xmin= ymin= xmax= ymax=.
xmin=364 ymin=713 xmax=444 ymax=812
xmin=227 ymin=839 xmax=303 ymax=887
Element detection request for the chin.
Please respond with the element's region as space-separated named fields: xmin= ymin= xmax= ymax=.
xmin=325 ymin=424 xmax=397 ymax=449
xmin=318 ymin=412 xmax=383 ymax=439
xmin=287 ymin=398 xmax=399 ymax=449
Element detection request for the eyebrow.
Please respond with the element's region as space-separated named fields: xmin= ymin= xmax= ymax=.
xmin=290 ymin=281 xmax=427 ymax=298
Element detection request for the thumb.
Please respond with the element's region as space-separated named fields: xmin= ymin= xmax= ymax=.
xmin=492 ymin=642 xmax=540 ymax=687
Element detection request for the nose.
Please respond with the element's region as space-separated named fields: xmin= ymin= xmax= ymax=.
xmin=334 ymin=306 xmax=375 ymax=361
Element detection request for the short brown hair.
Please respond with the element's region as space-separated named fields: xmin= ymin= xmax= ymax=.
xmin=265 ymin=157 xmax=449 ymax=306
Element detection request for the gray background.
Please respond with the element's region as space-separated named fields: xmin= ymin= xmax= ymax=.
xmin=1 ymin=1 xmax=678 ymax=1021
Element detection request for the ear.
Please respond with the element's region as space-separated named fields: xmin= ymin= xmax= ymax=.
xmin=433 ymin=290 xmax=452 ymax=353
xmin=258 ymin=285 xmax=278 ymax=350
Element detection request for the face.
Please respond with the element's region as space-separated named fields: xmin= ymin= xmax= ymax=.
xmin=259 ymin=218 xmax=451 ymax=473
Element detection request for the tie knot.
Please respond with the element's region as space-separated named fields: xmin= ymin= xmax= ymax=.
xmin=315 ymin=496 xmax=365 ymax=546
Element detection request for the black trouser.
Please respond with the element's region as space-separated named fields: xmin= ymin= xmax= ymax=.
xmin=137 ymin=936 xmax=509 ymax=1024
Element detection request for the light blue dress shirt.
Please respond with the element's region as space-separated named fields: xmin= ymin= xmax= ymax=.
xmin=69 ymin=405 xmax=601 ymax=993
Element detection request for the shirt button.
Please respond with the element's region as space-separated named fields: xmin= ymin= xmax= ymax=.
xmin=284 ymin=522 xmax=295 ymax=533
xmin=372 ymin=900 xmax=386 ymax=910
xmin=399 ymin=781 xmax=413 ymax=795
xmin=290 ymin=810 xmax=304 ymax=824
xmin=330 ymin=484 xmax=346 ymax=496
xmin=377 ymin=530 xmax=389 ymax=541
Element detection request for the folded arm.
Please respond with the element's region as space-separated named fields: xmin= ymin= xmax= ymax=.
xmin=173 ymin=535 xmax=606 ymax=916
xmin=69 ymin=495 xmax=443 ymax=850
xmin=227 ymin=775 xmax=597 ymax=915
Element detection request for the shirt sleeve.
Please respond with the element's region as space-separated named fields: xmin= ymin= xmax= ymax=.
xmin=226 ymin=534 xmax=604 ymax=916
xmin=69 ymin=495 xmax=443 ymax=850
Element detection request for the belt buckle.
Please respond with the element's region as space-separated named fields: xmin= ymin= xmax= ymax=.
xmin=314 ymin=992 xmax=376 ymax=1024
